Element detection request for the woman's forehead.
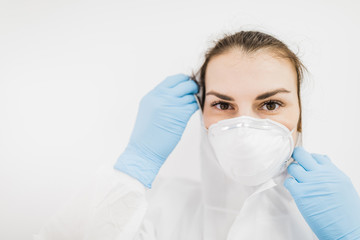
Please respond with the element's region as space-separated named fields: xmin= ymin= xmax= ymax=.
xmin=205 ymin=49 xmax=298 ymax=94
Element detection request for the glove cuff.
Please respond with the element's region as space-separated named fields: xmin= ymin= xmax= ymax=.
xmin=114 ymin=146 xmax=161 ymax=189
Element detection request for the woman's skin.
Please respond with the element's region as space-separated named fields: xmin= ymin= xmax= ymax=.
xmin=200 ymin=48 xmax=360 ymax=239
xmin=202 ymin=48 xmax=300 ymax=143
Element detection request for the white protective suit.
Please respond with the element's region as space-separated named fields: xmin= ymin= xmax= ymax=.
xmin=34 ymin=95 xmax=318 ymax=240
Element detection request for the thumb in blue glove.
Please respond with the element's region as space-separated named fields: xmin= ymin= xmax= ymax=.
xmin=284 ymin=147 xmax=360 ymax=240
xmin=114 ymin=73 xmax=199 ymax=188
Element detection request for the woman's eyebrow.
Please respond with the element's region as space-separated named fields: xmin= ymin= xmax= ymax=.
xmin=206 ymin=88 xmax=291 ymax=101
xmin=255 ymin=88 xmax=291 ymax=100
xmin=206 ymin=91 xmax=234 ymax=101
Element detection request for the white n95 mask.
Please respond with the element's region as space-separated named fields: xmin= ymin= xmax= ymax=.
xmin=207 ymin=116 xmax=295 ymax=186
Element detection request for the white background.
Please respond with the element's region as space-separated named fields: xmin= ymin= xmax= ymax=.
xmin=1 ymin=0 xmax=359 ymax=238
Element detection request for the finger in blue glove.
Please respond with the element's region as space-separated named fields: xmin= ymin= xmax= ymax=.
xmin=114 ymin=73 xmax=199 ymax=188
xmin=284 ymin=147 xmax=360 ymax=240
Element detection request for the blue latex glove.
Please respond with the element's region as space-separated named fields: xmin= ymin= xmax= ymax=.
xmin=284 ymin=147 xmax=360 ymax=240
xmin=114 ymin=73 xmax=199 ymax=188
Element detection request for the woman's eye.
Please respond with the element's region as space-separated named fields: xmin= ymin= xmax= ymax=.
xmin=260 ymin=100 xmax=283 ymax=111
xmin=211 ymin=101 xmax=233 ymax=110
xmin=211 ymin=100 xmax=283 ymax=111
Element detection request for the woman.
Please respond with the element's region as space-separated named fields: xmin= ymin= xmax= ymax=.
xmin=34 ymin=31 xmax=360 ymax=240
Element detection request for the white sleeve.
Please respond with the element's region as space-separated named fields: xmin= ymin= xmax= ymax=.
xmin=33 ymin=164 xmax=150 ymax=240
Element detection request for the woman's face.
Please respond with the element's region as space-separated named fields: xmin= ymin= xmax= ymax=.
xmin=203 ymin=48 xmax=300 ymax=143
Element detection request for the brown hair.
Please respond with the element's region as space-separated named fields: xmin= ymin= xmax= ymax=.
xmin=190 ymin=30 xmax=308 ymax=132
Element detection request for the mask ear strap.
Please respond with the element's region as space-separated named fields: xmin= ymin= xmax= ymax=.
xmin=194 ymin=93 xmax=202 ymax=114
xmin=191 ymin=76 xmax=207 ymax=132
xmin=190 ymin=75 xmax=203 ymax=109
xmin=289 ymin=127 xmax=295 ymax=134
xmin=295 ymin=132 xmax=303 ymax=147
xmin=286 ymin=132 xmax=303 ymax=167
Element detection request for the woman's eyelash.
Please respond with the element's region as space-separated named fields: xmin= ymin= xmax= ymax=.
xmin=210 ymin=100 xmax=285 ymax=110
xmin=211 ymin=101 xmax=233 ymax=110
xmin=259 ymin=100 xmax=284 ymax=111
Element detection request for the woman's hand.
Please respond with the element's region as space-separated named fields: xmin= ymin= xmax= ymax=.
xmin=114 ymin=73 xmax=199 ymax=188
xmin=284 ymin=147 xmax=360 ymax=240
